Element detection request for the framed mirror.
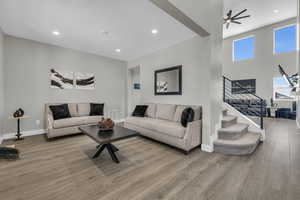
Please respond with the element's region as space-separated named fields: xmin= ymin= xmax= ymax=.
xmin=155 ymin=65 xmax=182 ymax=95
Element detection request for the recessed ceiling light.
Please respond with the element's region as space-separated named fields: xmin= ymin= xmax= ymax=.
xmin=151 ymin=29 xmax=158 ymax=35
xmin=52 ymin=30 xmax=60 ymax=36
xmin=115 ymin=49 xmax=121 ymax=53
xmin=273 ymin=9 xmax=279 ymax=13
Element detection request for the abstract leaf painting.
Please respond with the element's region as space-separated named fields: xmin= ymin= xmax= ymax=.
xmin=50 ymin=69 xmax=74 ymax=89
xmin=75 ymin=72 xmax=95 ymax=90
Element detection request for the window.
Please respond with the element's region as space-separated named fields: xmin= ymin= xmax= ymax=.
xmin=233 ymin=36 xmax=255 ymax=62
xmin=273 ymin=77 xmax=295 ymax=100
xmin=274 ymin=24 xmax=297 ymax=54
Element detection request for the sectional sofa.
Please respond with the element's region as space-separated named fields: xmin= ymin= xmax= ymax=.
xmin=124 ymin=103 xmax=202 ymax=153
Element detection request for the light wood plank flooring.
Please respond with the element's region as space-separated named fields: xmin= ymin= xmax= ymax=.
xmin=1 ymin=118 xmax=300 ymax=200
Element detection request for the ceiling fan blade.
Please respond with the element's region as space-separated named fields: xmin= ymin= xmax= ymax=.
xmin=231 ymin=21 xmax=242 ymax=24
xmin=226 ymin=23 xmax=230 ymax=29
xmin=232 ymin=15 xmax=251 ymax=20
xmin=232 ymin=9 xmax=247 ymax=19
xmin=227 ymin=10 xmax=232 ymax=18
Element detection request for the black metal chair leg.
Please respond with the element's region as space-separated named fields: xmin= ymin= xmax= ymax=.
xmin=107 ymin=144 xmax=120 ymax=163
xmin=93 ymin=144 xmax=106 ymax=159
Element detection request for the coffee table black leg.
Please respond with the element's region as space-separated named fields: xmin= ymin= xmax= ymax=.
xmin=111 ymin=144 xmax=119 ymax=152
xmin=107 ymin=143 xmax=120 ymax=163
xmin=93 ymin=144 xmax=106 ymax=159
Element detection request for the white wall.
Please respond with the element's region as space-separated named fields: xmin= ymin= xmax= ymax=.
xmin=223 ymin=18 xmax=298 ymax=108
xmin=0 ymin=28 xmax=4 ymax=137
xmin=3 ymin=35 xmax=127 ymax=134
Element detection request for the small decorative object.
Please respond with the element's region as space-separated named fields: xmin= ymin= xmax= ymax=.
xmin=0 ymin=145 xmax=19 ymax=160
xmin=13 ymin=108 xmax=24 ymax=118
xmin=270 ymin=98 xmax=274 ymax=107
xmin=134 ymin=83 xmax=140 ymax=90
xmin=98 ymin=117 xmax=115 ymax=132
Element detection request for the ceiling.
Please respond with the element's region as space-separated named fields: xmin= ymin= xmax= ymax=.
xmin=0 ymin=0 xmax=195 ymax=61
xmin=223 ymin=0 xmax=297 ymax=38
xmin=0 ymin=0 xmax=297 ymax=61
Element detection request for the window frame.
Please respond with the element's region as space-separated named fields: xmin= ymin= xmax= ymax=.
xmin=273 ymin=24 xmax=298 ymax=55
xmin=232 ymin=35 xmax=255 ymax=62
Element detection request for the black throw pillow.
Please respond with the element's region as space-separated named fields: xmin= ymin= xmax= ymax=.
xmin=49 ymin=104 xmax=71 ymax=120
xmin=90 ymin=103 xmax=104 ymax=116
xmin=132 ymin=105 xmax=148 ymax=117
xmin=181 ymin=107 xmax=195 ymax=127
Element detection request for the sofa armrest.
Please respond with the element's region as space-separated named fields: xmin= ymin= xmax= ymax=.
xmin=184 ymin=120 xmax=202 ymax=150
xmin=46 ymin=114 xmax=54 ymax=131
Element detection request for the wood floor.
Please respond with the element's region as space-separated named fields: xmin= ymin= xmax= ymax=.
xmin=1 ymin=118 xmax=300 ymax=200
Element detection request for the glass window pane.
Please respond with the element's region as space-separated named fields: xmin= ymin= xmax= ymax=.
xmin=233 ymin=36 xmax=255 ymax=61
xmin=273 ymin=77 xmax=295 ymax=100
xmin=274 ymin=25 xmax=297 ymax=54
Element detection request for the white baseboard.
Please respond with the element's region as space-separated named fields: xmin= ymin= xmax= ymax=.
xmin=201 ymin=144 xmax=214 ymax=153
xmin=2 ymin=129 xmax=45 ymax=141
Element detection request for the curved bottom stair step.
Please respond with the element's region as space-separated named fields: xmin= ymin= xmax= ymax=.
xmin=214 ymin=132 xmax=261 ymax=155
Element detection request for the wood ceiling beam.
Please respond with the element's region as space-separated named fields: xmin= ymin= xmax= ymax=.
xmin=149 ymin=0 xmax=210 ymax=37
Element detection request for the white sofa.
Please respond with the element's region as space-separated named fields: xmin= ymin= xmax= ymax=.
xmin=45 ymin=103 xmax=104 ymax=138
xmin=124 ymin=103 xmax=202 ymax=153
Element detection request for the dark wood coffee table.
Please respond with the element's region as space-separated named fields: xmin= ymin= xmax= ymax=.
xmin=79 ymin=125 xmax=139 ymax=163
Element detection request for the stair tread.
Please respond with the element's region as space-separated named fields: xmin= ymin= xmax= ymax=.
xmin=222 ymin=115 xmax=237 ymax=122
xmin=219 ymin=123 xmax=248 ymax=133
xmin=214 ymin=132 xmax=260 ymax=146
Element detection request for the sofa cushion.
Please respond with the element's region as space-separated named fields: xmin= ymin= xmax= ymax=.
xmin=174 ymin=105 xmax=202 ymax=122
xmin=84 ymin=116 xmax=103 ymax=125
xmin=53 ymin=117 xmax=85 ymax=129
xmin=125 ymin=116 xmax=186 ymax=138
xmin=78 ymin=103 xmax=90 ymax=116
xmin=156 ymin=104 xmax=176 ymax=121
xmin=181 ymin=107 xmax=194 ymax=127
xmin=49 ymin=104 xmax=71 ymax=120
xmin=68 ymin=103 xmax=78 ymax=117
xmin=132 ymin=105 xmax=148 ymax=117
xmin=145 ymin=103 xmax=156 ymax=118
xmin=90 ymin=103 xmax=104 ymax=116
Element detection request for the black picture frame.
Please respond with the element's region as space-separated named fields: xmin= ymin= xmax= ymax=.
xmin=154 ymin=65 xmax=182 ymax=95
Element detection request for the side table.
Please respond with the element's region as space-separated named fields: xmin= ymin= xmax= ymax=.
xmin=8 ymin=115 xmax=29 ymax=140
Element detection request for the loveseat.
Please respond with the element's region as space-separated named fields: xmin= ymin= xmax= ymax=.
xmin=124 ymin=103 xmax=202 ymax=153
xmin=45 ymin=103 xmax=104 ymax=138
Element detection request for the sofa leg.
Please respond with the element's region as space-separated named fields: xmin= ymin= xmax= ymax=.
xmin=183 ymin=150 xmax=190 ymax=155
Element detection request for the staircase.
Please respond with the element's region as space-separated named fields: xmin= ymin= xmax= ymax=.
xmin=213 ymin=76 xmax=265 ymax=155
xmin=214 ymin=109 xmax=261 ymax=155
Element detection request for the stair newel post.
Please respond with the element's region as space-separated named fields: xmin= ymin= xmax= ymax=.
xmin=260 ymin=99 xmax=264 ymax=130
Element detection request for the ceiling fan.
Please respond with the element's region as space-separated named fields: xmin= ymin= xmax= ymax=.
xmin=224 ymin=9 xmax=250 ymax=29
